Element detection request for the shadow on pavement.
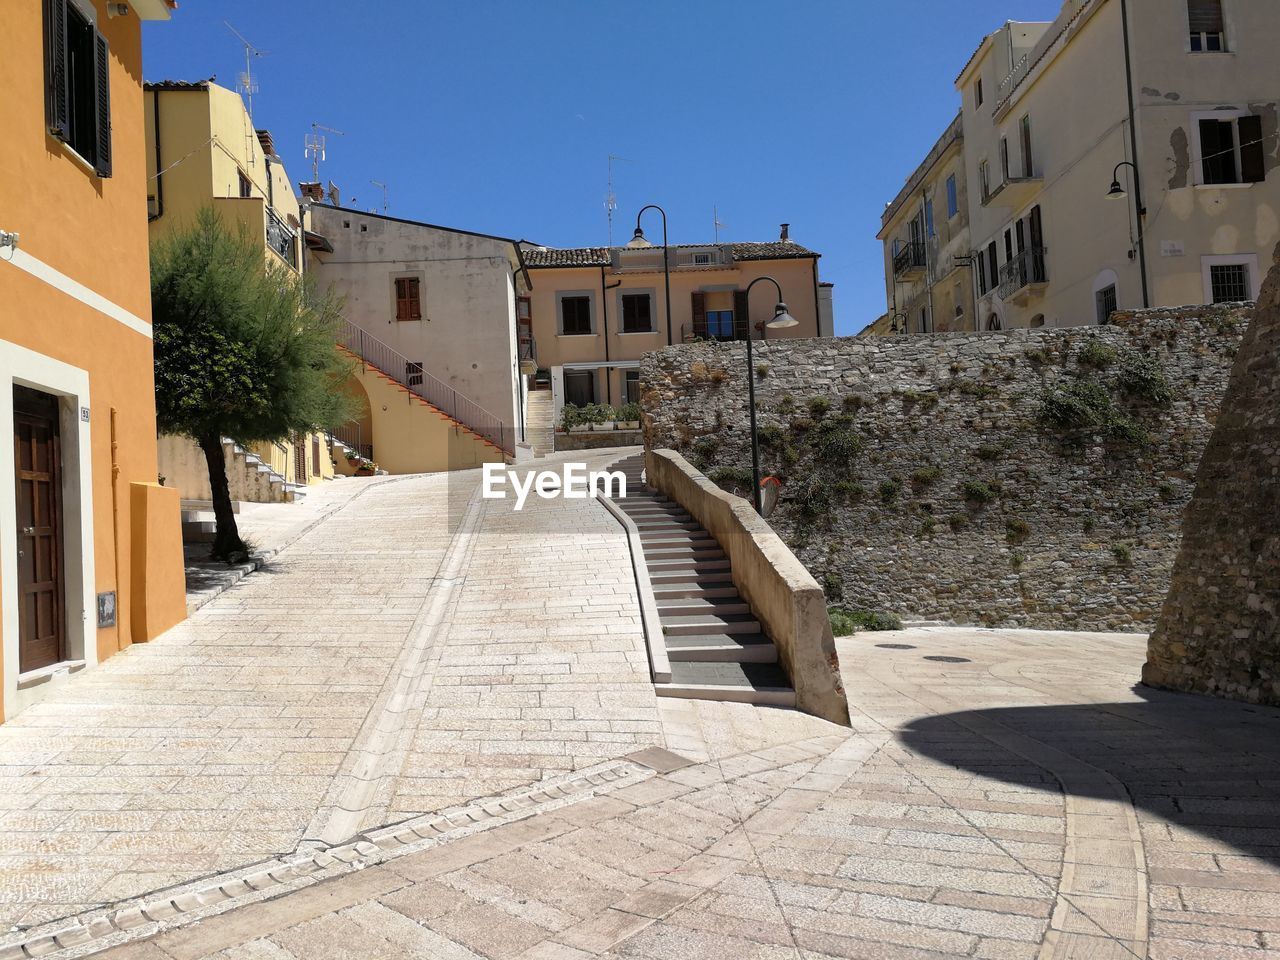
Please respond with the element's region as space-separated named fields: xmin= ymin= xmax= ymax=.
xmin=899 ymin=684 xmax=1280 ymax=866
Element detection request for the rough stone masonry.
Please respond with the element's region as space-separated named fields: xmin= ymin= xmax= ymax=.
xmin=641 ymin=305 xmax=1247 ymax=631
xmin=1145 ymin=246 xmax=1280 ymax=705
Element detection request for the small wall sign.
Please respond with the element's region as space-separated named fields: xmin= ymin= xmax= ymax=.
xmin=80 ymin=406 xmax=90 ymax=422
xmin=97 ymin=591 xmax=116 ymax=628
xmin=1161 ymin=240 xmax=1185 ymax=257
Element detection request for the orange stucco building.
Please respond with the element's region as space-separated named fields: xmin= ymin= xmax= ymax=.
xmin=0 ymin=0 xmax=185 ymax=720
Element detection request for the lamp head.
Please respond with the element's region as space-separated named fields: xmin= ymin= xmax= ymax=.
xmin=1106 ymin=180 xmax=1127 ymax=200
xmin=767 ymin=302 xmax=799 ymax=328
xmin=625 ymin=226 xmax=652 ymax=248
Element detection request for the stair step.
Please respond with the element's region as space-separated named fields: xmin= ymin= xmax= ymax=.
xmin=656 ymin=662 xmax=794 ymax=706
xmin=656 ymin=598 xmax=750 ymax=617
xmin=662 ymin=614 xmax=761 ymax=637
xmin=643 ymin=548 xmax=726 ymax=562
xmin=650 ymin=580 xmax=738 ymax=597
xmin=664 ymin=634 xmax=779 ymax=663
xmin=641 ymin=536 xmax=717 ymax=551
xmin=646 ymin=557 xmax=732 ymax=573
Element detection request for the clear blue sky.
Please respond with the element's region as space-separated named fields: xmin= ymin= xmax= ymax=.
xmin=143 ymin=1 xmax=1064 ymax=336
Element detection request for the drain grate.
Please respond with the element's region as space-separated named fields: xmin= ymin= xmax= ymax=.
xmin=923 ymin=655 xmax=971 ymax=663
xmin=875 ymin=643 xmax=917 ymax=650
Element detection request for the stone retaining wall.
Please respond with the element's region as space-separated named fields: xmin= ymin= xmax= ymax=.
xmin=641 ymin=307 xmax=1247 ymax=631
xmin=1145 ymin=252 xmax=1279 ymax=704
xmin=554 ymin=429 xmax=643 ymax=452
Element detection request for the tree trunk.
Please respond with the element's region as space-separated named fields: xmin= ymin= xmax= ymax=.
xmin=199 ymin=434 xmax=246 ymax=561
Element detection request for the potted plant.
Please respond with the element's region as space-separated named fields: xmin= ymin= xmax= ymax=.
xmin=587 ymin=403 xmax=614 ymax=431
xmin=563 ymin=404 xmax=590 ymax=433
xmin=614 ymin=402 xmax=641 ymax=429
xmin=354 ymin=459 xmax=376 ymax=477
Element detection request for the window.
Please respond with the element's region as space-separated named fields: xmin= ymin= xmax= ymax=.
xmin=620 ymin=293 xmax=653 ymax=333
xmin=394 ymin=276 xmax=422 ymax=321
xmin=974 ymin=77 xmax=984 ymax=108
xmin=564 ymin=370 xmax=595 ymax=407
xmin=1199 ymin=115 xmax=1265 ymax=184
xmin=1020 ymin=115 xmax=1033 ymax=177
xmin=977 ymin=249 xmax=987 ymax=294
xmin=924 ymin=198 xmax=935 ymax=239
xmin=624 ymin=370 xmax=641 ymax=404
xmin=986 ymin=241 xmax=998 ymax=293
xmin=1188 ymin=0 xmax=1225 ymax=50
xmin=919 ymin=308 xmax=930 ymax=334
xmin=560 ymin=295 xmax=592 ymax=335
xmin=706 ymin=310 xmax=735 ymax=339
xmin=1209 ymin=263 xmax=1249 ymax=302
xmin=405 ymin=361 xmax=424 ymax=387
xmin=979 ymin=159 xmax=991 ymax=201
xmin=946 ymin=175 xmax=958 ymax=218
xmin=1000 ymin=137 xmax=1010 ymax=181
xmin=692 ymin=252 xmax=714 ymax=266
xmin=1096 ymin=284 xmax=1117 ymax=324
xmin=44 ymin=0 xmax=112 ymax=176
xmin=238 ymin=171 xmax=252 ymax=198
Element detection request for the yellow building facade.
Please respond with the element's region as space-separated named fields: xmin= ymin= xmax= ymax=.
xmin=144 ymin=80 xmax=335 ymax=502
xmin=0 ymin=0 xmax=186 ymax=720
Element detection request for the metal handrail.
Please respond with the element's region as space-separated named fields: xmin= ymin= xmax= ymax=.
xmin=330 ymin=422 xmax=373 ymax=461
xmin=336 ymin=319 xmax=513 ymax=453
xmin=265 ymin=206 xmax=297 ymax=267
xmin=998 ymin=246 xmax=1048 ymax=298
xmin=892 ymin=240 xmax=928 ymax=277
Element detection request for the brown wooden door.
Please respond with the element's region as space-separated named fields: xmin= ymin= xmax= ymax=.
xmin=14 ymin=388 xmax=65 ymax=673
xmin=293 ymin=436 xmax=307 ymax=484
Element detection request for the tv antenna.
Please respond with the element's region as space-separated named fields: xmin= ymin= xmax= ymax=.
xmin=370 ymin=179 xmax=388 ymax=214
xmin=713 ymin=205 xmax=727 ymax=242
xmin=305 ymin=122 xmax=344 ymax=182
xmin=606 ymin=154 xmax=630 ymax=246
xmin=224 ymin=22 xmax=267 ymax=122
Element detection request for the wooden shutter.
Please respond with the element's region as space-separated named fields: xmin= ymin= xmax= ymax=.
xmin=408 ymin=277 xmax=421 ymax=319
xmin=1239 ymin=114 xmax=1265 ymax=183
xmin=733 ymin=289 xmax=750 ymax=340
xmin=977 ymin=252 xmax=987 ymax=293
xmin=93 ymin=30 xmax=112 ymax=177
xmin=690 ymin=291 xmax=707 ymax=339
xmin=1187 ymin=0 xmax=1223 ymax=32
xmin=43 ymin=0 xmax=69 ymax=141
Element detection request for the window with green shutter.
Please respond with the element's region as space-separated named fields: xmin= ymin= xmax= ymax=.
xmin=44 ymin=0 xmax=112 ymax=177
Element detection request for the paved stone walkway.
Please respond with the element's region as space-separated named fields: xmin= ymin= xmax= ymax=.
xmin=0 ymin=454 xmax=661 ymax=933
xmin=77 ymin=628 xmax=1280 ymax=960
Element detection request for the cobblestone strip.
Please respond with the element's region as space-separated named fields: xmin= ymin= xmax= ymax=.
xmin=302 ymin=483 xmax=485 ymax=847
xmin=863 ymin=656 xmax=1149 ymax=960
xmin=0 ymin=758 xmax=653 ymax=960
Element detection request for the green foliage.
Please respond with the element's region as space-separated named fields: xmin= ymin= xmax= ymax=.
xmin=790 ymin=476 xmax=832 ymax=522
xmin=789 ymin=417 xmax=816 ymax=433
xmin=975 ymin=444 xmax=1004 ymax=461
xmin=842 ymin=394 xmax=865 ymax=413
xmin=778 ymin=394 xmax=795 ymax=414
xmin=1083 ymin=517 xmax=1096 ymax=534
xmin=900 ymin=389 xmax=938 ymax=408
xmin=708 ymin=466 xmax=753 ymax=492
xmin=808 ymin=396 xmax=832 ymax=418
xmin=1038 ymin=380 xmax=1145 ymax=445
xmin=810 ymin=416 xmax=864 ymax=465
xmin=1116 ymin=351 xmax=1173 ymax=405
xmin=952 ymin=379 xmax=998 ymax=399
xmin=829 ymin=608 xmax=903 ymax=635
xmin=821 ymin=573 xmax=843 ymax=603
xmin=878 ymin=478 xmax=902 ymax=503
xmin=615 ymin=401 xmax=642 ymax=422
xmin=151 ymin=208 xmax=352 ymax=446
xmin=1005 ymin=517 xmax=1031 ymax=543
xmin=1112 ymin=542 xmax=1133 ymax=565
xmin=690 ymin=436 xmax=721 ymax=471
xmin=832 ymin=478 xmax=865 ymax=501
xmin=1010 ymin=551 xmax=1025 ymax=570
xmin=911 ymin=464 xmax=942 ymax=486
xmin=1157 ymin=482 xmax=1176 ymax=501
xmin=918 ymin=516 xmax=937 ymax=537
xmin=755 ymin=363 xmax=769 ymax=379
xmin=1025 ymin=348 xmax=1052 ymax=365
xmin=948 ymin=513 xmax=970 ymax=532
xmin=960 ymin=479 xmax=996 ymax=504
xmin=1077 ymin=341 xmax=1119 ymax=368
xmin=758 ymin=423 xmax=784 ymax=449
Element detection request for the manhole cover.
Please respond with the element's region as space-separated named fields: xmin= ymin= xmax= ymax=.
xmin=875 ymin=643 xmax=917 ymax=650
xmin=923 ymin=655 xmax=971 ymax=663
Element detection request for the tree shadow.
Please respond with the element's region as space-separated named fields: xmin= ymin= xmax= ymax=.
xmin=899 ymin=684 xmax=1280 ymax=866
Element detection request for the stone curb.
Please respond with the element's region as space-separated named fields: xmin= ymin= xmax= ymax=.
xmin=0 ymin=758 xmax=653 ymax=960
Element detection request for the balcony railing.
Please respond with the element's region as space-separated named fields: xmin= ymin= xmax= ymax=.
xmin=998 ymin=247 xmax=1048 ymax=299
xmin=684 ymin=317 xmax=749 ymax=342
xmin=337 ymin=319 xmax=514 ymax=454
xmin=266 ymin=206 xmax=297 ymax=268
xmin=330 ymin=422 xmax=373 ymax=461
xmin=892 ymin=240 xmax=927 ymax=277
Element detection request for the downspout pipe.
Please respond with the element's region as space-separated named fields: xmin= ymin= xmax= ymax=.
xmin=600 ymin=265 xmax=622 ymax=405
xmin=1120 ymin=0 xmax=1151 ymax=308
xmin=149 ymin=89 xmax=163 ymax=222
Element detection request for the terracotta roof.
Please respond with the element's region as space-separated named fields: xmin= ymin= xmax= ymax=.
xmin=521 ymin=240 xmax=818 ymax=269
xmin=144 ymin=79 xmax=212 ymax=91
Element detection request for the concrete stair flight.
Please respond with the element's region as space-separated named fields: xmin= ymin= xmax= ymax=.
xmin=610 ymin=454 xmax=795 ymax=708
xmin=526 ymin=390 xmax=555 ymax=458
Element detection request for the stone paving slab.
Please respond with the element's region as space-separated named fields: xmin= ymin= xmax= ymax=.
xmin=71 ymin=627 xmax=1280 ymax=960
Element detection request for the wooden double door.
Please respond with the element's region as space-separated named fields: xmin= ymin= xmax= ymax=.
xmin=14 ymin=386 xmax=66 ymax=674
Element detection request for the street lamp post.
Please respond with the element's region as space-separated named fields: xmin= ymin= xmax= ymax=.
xmin=1105 ymin=160 xmax=1151 ymax=309
xmin=629 ymin=205 xmax=673 ymax=346
xmin=742 ymin=276 xmax=798 ymax=513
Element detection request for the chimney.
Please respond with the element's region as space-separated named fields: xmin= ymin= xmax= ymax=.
xmin=298 ymin=182 xmax=324 ymax=202
xmin=255 ymin=129 xmax=276 ymax=157
xmin=327 ymin=181 xmax=341 ymax=206
xmin=780 ymin=223 xmax=791 ymax=242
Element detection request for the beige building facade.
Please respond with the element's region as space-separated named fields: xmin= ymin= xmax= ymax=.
xmin=878 ymin=113 xmax=976 ymax=334
xmin=878 ymin=0 xmax=1279 ymax=333
xmin=520 ymin=229 xmax=832 ymax=423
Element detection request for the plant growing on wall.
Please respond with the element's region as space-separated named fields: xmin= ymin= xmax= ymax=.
xmin=151 ymin=209 xmax=352 ymax=561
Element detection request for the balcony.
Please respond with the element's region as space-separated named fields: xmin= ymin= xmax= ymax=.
xmin=981 ymin=173 xmax=1043 ymax=209
xmin=998 ymin=247 xmax=1048 ymax=302
xmin=265 ymin=206 xmax=298 ymax=268
xmin=892 ymin=240 xmax=927 ymax=278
